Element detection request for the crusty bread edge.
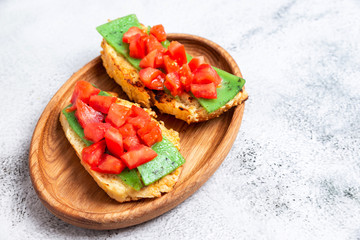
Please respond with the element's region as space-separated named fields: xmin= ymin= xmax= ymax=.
xmin=100 ymin=39 xmax=248 ymax=124
xmin=59 ymin=98 xmax=183 ymax=203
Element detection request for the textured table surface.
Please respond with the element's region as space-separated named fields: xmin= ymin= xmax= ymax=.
xmin=1 ymin=0 xmax=360 ymax=239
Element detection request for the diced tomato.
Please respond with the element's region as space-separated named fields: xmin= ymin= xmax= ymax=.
xmin=150 ymin=24 xmax=166 ymax=42
xmin=140 ymin=49 xmax=165 ymax=69
xmin=84 ymin=122 xmax=111 ymax=143
xmin=139 ymin=49 xmax=157 ymax=68
xmin=122 ymin=26 xmax=146 ymax=43
xmin=119 ymin=123 xmax=137 ymax=138
xmin=75 ymin=99 xmax=104 ymax=128
xmin=105 ymin=103 xmax=130 ymax=128
xmin=188 ymin=56 xmax=205 ymax=72
xmin=126 ymin=116 xmax=149 ymax=129
xmin=163 ymin=55 xmax=180 ymax=73
xmin=192 ymin=64 xmax=221 ymax=86
xmin=178 ymin=64 xmax=193 ymax=92
xmin=129 ymin=34 xmax=147 ymax=59
xmin=137 ymin=121 xmax=162 ymax=147
xmin=91 ymin=154 xmax=126 ymax=174
xmin=142 ymin=127 xmax=162 ymax=147
xmin=137 ymin=121 xmax=157 ymax=136
xmin=120 ymin=145 xmax=158 ymax=169
xmin=190 ymin=82 xmax=217 ymax=99
xmin=129 ymin=105 xmax=151 ymax=121
xmin=71 ymin=81 xmax=100 ymax=106
xmin=81 ymin=140 xmax=106 ymax=167
xmin=88 ymin=95 xmax=117 ymax=114
xmin=154 ymin=50 xmax=165 ymax=68
xmin=146 ymin=34 xmax=165 ymax=54
xmin=104 ymin=127 xmax=124 ymax=158
xmin=123 ymin=135 xmax=141 ymax=151
xmin=139 ymin=67 xmax=165 ymax=90
xmin=165 ymin=72 xmax=182 ymax=96
xmin=168 ymin=41 xmax=187 ymax=66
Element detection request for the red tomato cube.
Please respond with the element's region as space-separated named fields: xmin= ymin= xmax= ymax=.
xmin=150 ymin=24 xmax=166 ymax=42
xmin=188 ymin=56 xmax=205 ymax=72
xmin=168 ymin=41 xmax=187 ymax=66
xmin=104 ymin=127 xmax=124 ymax=158
xmin=89 ymin=95 xmax=117 ymax=114
xmin=192 ymin=64 xmax=221 ymax=86
xmin=139 ymin=67 xmax=165 ymax=90
xmin=71 ymin=81 xmax=100 ymax=105
xmin=91 ymin=154 xmax=126 ymax=174
xmin=190 ymin=82 xmax=217 ymax=99
xmin=120 ymin=145 xmax=158 ymax=169
xmin=84 ymin=122 xmax=111 ymax=143
xmin=105 ymin=103 xmax=130 ymax=128
xmin=119 ymin=123 xmax=137 ymax=138
xmin=75 ymin=99 xmax=104 ymax=128
xmin=129 ymin=35 xmax=147 ymax=59
xmin=123 ymin=135 xmax=142 ymax=151
xmin=178 ymin=64 xmax=193 ymax=92
xmin=165 ymin=72 xmax=183 ymax=96
xmin=123 ymin=26 xmax=146 ymax=43
xmin=163 ymin=55 xmax=180 ymax=73
xmin=81 ymin=140 xmax=106 ymax=167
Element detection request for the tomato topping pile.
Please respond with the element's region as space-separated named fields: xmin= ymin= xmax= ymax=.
xmin=124 ymin=25 xmax=221 ymax=99
xmin=71 ymin=81 xmax=162 ymax=174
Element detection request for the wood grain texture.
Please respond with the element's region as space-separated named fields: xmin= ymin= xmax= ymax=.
xmin=29 ymin=34 xmax=246 ymax=230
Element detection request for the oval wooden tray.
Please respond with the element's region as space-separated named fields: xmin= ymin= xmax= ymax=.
xmin=29 ymin=33 xmax=246 ymax=230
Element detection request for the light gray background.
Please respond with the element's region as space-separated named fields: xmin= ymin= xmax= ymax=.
xmin=1 ymin=0 xmax=360 ymax=239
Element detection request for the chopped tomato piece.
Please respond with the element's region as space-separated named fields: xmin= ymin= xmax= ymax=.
xmin=89 ymin=95 xmax=117 ymax=114
xmin=122 ymin=26 xmax=146 ymax=43
xmin=190 ymin=82 xmax=217 ymax=99
xmin=146 ymin=34 xmax=165 ymax=54
xmin=104 ymin=127 xmax=124 ymax=158
xmin=188 ymin=56 xmax=205 ymax=72
xmin=165 ymin=72 xmax=183 ymax=96
xmin=163 ymin=55 xmax=180 ymax=73
xmin=139 ymin=49 xmax=157 ymax=68
xmin=82 ymin=140 xmax=106 ymax=167
xmin=137 ymin=121 xmax=157 ymax=136
xmin=178 ymin=64 xmax=193 ymax=92
xmin=140 ymin=49 xmax=165 ymax=69
xmin=126 ymin=116 xmax=149 ymax=129
xmin=91 ymin=154 xmax=126 ymax=174
xmin=139 ymin=67 xmax=165 ymax=90
xmin=120 ymin=145 xmax=158 ymax=169
xmin=84 ymin=122 xmax=111 ymax=143
xmin=119 ymin=123 xmax=137 ymax=138
xmin=123 ymin=135 xmax=141 ymax=151
xmin=105 ymin=103 xmax=130 ymax=128
xmin=126 ymin=105 xmax=151 ymax=129
xmin=154 ymin=50 xmax=165 ymax=68
xmin=129 ymin=105 xmax=151 ymax=121
xmin=168 ymin=41 xmax=187 ymax=66
xmin=192 ymin=64 xmax=221 ymax=86
xmin=71 ymin=81 xmax=100 ymax=105
xmin=129 ymin=34 xmax=147 ymax=59
xmin=75 ymin=99 xmax=104 ymax=128
xmin=142 ymin=127 xmax=162 ymax=147
xmin=137 ymin=121 xmax=162 ymax=147
xmin=150 ymin=24 xmax=166 ymax=42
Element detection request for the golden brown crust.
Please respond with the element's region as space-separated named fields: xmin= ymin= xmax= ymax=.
xmin=60 ymin=99 xmax=183 ymax=203
xmin=100 ymin=40 xmax=248 ymax=124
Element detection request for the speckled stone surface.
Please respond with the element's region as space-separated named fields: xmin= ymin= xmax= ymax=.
xmin=1 ymin=0 xmax=360 ymax=239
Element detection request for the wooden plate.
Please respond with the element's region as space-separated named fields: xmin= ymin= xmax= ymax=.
xmin=29 ymin=33 xmax=246 ymax=230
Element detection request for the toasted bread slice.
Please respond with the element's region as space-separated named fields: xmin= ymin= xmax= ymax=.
xmin=60 ymin=98 xmax=182 ymax=202
xmin=100 ymin=40 xmax=248 ymax=124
